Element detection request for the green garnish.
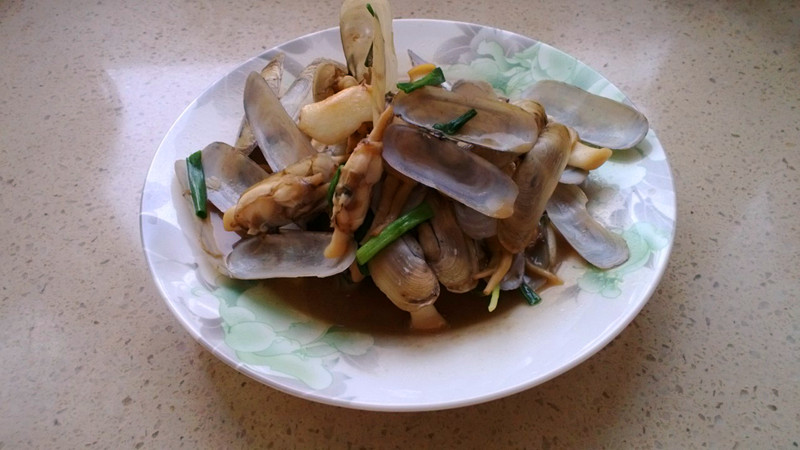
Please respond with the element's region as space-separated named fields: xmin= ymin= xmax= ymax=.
xmin=433 ymin=108 xmax=477 ymax=135
xmin=186 ymin=150 xmax=207 ymax=219
xmin=327 ymin=165 xmax=342 ymax=207
xmin=355 ymin=201 xmax=434 ymax=265
xmin=396 ymin=67 xmax=446 ymax=94
xmin=488 ymin=284 xmax=500 ymax=312
xmin=366 ymin=3 xmax=376 ymax=17
xmin=519 ymin=283 xmax=542 ymax=306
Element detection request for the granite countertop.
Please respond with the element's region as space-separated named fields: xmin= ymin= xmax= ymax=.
xmin=2 ymin=0 xmax=798 ymax=447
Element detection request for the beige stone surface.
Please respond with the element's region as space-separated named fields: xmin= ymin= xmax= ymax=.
xmin=1 ymin=0 xmax=798 ymax=447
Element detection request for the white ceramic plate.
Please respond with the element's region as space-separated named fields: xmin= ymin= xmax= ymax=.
xmin=141 ymin=19 xmax=675 ymax=411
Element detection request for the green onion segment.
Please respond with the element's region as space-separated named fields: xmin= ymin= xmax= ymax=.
xmin=396 ymin=67 xmax=446 ymax=94
xmin=355 ymin=201 xmax=434 ymax=265
xmin=519 ymin=283 xmax=542 ymax=306
xmin=186 ymin=150 xmax=208 ymax=219
xmin=433 ymin=108 xmax=477 ymax=135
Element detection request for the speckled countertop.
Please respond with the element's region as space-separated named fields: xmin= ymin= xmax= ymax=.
xmin=2 ymin=0 xmax=798 ymax=447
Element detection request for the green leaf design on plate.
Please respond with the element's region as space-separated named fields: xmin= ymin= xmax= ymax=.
xmin=236 ymin=353 xmax=334 ymax=390
xmin=208 ymin=279 xmax=374 ymax=390
xmin=440 ymin=38 xmax=633 ymax=103
xmin=578 ymin=222 xmax=671 ymax=298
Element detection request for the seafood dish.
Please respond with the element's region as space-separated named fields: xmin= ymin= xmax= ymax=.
xmin=174 ymin=0 xmax=649 ymax=331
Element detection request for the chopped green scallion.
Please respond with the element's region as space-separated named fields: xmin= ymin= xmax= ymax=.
xmin=186 ymin=150 xmax=207 ymax=219
xmin=519 ymin=283 xmax=542 ymax=306
xmin=366 ymin=3 xmax=376 ymax=17
xmin=433 ymin=108 xmax=477 ymax=135
xmin=396 ymin=67 xmax=446 ymax=94
xmin=355 ymin=201 xmax=434 ymax=265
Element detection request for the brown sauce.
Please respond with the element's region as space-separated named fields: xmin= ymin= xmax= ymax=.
xmin=259 ymin=275 xmax=526 ymax=335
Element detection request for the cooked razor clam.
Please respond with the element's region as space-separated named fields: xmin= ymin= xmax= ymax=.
xmin=222 ymin=153 xmax=337 ymax=234
xmin=497 ymin=122 xmax=572 ymax=253
xmin=568 ymin=139 xmax=613 ymax=171
xmin=226 ymin=231 xmax=355 ymax=279
xmin=367 ymin=234 xmax=445 ymax=330
xmin=382 ymin=122 xmax=518 ymax=219
xmin=499 ymin=252 xmax=526 ymax=291
xmin=393 ymin=86 xmax=541 ymax=155
xmin=198 ymin=141 xmax=268 ymax=212
xmin=417 ymin=193 xmax=479 ymax=293
xmin=174 ymin=161 xmax=233 ymax=274
xmin=559 ymin=166 xmax=589 ymax=185
xmin=325 ymin=106 xmax=395 ymax=258
xmin=452 ymin=201 xmax=497 ymax=240
xmin=521 ymin=79 xmax=649 ymax=150
xmin=244 ymin=71 xmax=316 ymax=172
xmin=523 ymin=217 xmax=563 ymax=289
xmin=339 ymin=0 xmax=397 ymax=88
xmin=450 ymin=79 xmax=498 ymax=99
xmin=545 ymin=183 xmax=629 ymax=269
xmin=235 ymin=53 xmax=286 ymax=153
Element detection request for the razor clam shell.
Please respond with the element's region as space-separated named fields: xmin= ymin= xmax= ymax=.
xmin=497 ymin=123 xmax=572 ymax=253
xmin=450 ymin=79 xmax=498 ymax=99
xmin=235 ymin=53 xmax=286 ymax=153
xmin=453 ymin=201 xmax=497 ymax=240
xmin=226 ymin=231 xmax=355 ymax=279
xmin=521 ymin=79 xmax=649 ymax=150
xmin=367 ymin=234 xmax=440 ymax=313
xmin=393 ymin=86 xmax=540 ymax=154
xmin=199 ymin=141 xmax=268 ymax=212
xmin=545 ymin=183 xmax=629 ymax=269
xmin=382 ymin=123 xmax=518 ymax=219
xmin=340 ymin=0 xmax=376 ymax=82
xmin=559 ymin=166 xmax=589 ymax=185
xmin=244 ymin=71 xmax=316 ymax=172
xmin=417 ymin=194 xmax=479 ymax=293
xmin=524 ymin=218 xmax=558 ymax=271
xmin=174 ymin=161 xmax=238 ymax=278
xmin=340 ymin=0 xmax=397 ymax=91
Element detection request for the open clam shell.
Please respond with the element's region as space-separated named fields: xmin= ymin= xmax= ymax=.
xmin=521 ymin=79 xmax=649 ymax=150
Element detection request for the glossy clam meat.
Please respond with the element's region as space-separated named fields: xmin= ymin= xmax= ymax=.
xmin=223 ymin=153 xmax=337 ymax=234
